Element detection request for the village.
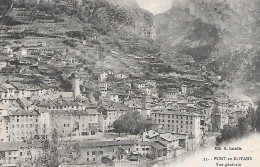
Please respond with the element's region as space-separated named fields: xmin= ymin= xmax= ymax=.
xmin=0 ymin=44 xmax=256 ymax=166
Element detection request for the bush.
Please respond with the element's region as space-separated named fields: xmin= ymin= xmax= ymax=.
xmin=63 ymin=40 xmax=77 ymax=48
xmin=66 ymin=31 xmax=87 ymax=40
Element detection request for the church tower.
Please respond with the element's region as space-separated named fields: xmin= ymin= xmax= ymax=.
xmin=72 ymin=73 xmax=81 ymax=98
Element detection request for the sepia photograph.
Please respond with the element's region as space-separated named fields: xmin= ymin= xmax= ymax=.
xmin=0 ymin=0 xmax=259 ymax=166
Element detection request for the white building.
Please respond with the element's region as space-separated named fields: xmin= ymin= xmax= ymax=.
xmin=100 ymin=72 xmax=108 ymax=82
xmin=0 ymin=110 xmax=40 ymax=142
xmin=151 ymin=109 xmax=201 ymax=139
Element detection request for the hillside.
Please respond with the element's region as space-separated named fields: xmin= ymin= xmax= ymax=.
xmin=0 ymin=0 xmax=218 ymax=97
xmin=155 ymin=0 xmax=260 ymax=97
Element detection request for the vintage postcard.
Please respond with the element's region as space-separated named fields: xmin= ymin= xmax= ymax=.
xmin=0 ymin=0 xmax=259 ymax=166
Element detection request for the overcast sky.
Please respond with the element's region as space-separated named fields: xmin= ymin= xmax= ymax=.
xmin=136 ymin=0 xmax=173 ymax=15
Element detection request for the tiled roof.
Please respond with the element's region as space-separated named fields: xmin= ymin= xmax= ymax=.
xmin=152 ymin=109 xmax=200 ymax=117
xmin=0 ymin=141 xmax=43 ymax=151
xmin=9 ymin=110 xmax=39 ymax=116
xmin=79 ymin=140 xmax=135 ymax=148
xmin=0 ymin=142 xmax=25 ymax=151
xmin=160 ymin=133 xmax=179 ymax=142
xmin=47 ymin=109 xmax=99 ymax=116
xmin=12 ymin=82 xmax=42 ymax=90
xmin=150 ymin=142 xmax=166 ymax=150
xmin=105 ymin=102 xmax=129 ymax=111
xmin=137 ymin=142 xmax=152 ymax=146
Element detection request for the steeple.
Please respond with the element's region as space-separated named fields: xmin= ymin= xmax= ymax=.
xmin=72 ymin=72 xmax=81 ymax=99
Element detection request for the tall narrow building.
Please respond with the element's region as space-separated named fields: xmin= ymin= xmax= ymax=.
xmin=72 ymin=73 xmax=81 ymax=98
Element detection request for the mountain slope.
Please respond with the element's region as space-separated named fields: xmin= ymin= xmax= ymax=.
xmin=155 ymin=0 xmax=260 ymax=95
xmin=0 ymin=0 xmax=218 ymax=97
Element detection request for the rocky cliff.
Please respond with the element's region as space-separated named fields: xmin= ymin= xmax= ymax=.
xmin=155 ymin=0 xmax=260 ymax=97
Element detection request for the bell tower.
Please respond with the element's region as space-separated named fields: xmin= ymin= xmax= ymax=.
xmin=72 ymin=72 xmax=81 ymax=98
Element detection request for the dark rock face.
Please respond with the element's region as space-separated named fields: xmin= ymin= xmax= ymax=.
xmin=0 ymin=0 xmax=13 ymax=17
xmin=155 ymin=0 xmax=259 ymax=93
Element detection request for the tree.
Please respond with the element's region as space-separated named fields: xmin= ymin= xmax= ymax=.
xmin=215 ymin=136 xmax=222 ymax=146
xmin=113 ymin=111 xmax=153 ymax=135
xmin=18 ymin=129 xmax=81 ymax=167
xmin=237 ymin=117 xmax=249 ymax=137
xmin=255 ymin=103 xmax=260 ymax=132
xmin=221 ymin=125 xmax=234 ymax=142
xmin=113 ymin=118 xmax=127 ymax=136
xmin=247 ymin=107 xmax=257 ymax=130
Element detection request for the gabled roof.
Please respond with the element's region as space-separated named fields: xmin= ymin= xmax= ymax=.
xmin=151 ymin=142 xmax=166 ymax=150
xmin=0 ymin=87 xmax=7 ymax=92
xmin=1 ymin=84 xmax=15 ymax=89
xmin=159 ymin=133 xmax=178 ymax=142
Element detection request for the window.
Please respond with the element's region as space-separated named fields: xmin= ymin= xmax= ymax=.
xmin=92 ymin=151 xmax=96 ymax=155
xmin=17 ymin=119 xmax=19 ymax=122
xmin=20 ymin=152 xmax=22 ymax=156
xmin=87 ymin=151 xmax=89 ymax=155
xmin=99 ymin=151 xmax=103 ymax=155
xmin=142 ymin=148 xmax=145 ymax=151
